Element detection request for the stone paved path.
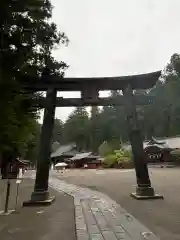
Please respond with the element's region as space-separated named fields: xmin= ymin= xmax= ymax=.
xmin=48 ymin=176 xmax=160 ymax=240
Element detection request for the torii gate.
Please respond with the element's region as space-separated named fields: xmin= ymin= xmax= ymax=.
xmin=23 ymin=70 xmax=163 ymax=206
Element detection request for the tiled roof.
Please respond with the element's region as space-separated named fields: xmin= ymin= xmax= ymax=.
xmin=51 ymin=143 xmax=76 ymax=158
xmin=52 ymin=141 xmax=61 ymax=152
xmin=70 ymin=152 xmax=92 ymax=161
xmin=122 ymin=136 xmax=180 ymax=150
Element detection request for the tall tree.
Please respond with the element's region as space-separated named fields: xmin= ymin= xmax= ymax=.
xmin=0 ymin=0 xmax=68 ymax=165
xmin=90 ymin=106 xmax=102 ymax=153
xmin=52 ymin=118 xmax=63 ymax=143
xmin=23 ymin=120 xmax=41 ymax=164
xmin=62 ymin=107 xmax=90 ymax=151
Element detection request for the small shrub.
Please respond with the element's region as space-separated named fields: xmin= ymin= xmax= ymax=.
xmin=103 ymin=148 xmax=133 ymax=168
xmin=98 ymin=141 xmax=112 ymax=157
xmin=114 ymin=149 xmax=132 ymax=163
xmin=104 ymin=154 xmax=117 ymax=167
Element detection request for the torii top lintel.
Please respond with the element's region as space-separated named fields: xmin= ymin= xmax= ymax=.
xmin=23 ymin=70 xmax=161 ymax=91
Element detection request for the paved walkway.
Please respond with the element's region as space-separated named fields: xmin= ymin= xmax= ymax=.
xmin=2 ymin=171 xmax=160 ymax=240
xmin=49 ymin=176 xmax=160 ymax=240
xmin=53 ymin=168 xmax=180 ymax=240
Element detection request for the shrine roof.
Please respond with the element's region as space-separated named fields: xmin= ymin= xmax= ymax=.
xmin=51 ymin=143 xmax=76 ymax=158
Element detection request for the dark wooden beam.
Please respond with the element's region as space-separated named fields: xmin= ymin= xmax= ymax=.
xmin=22 ymin=71 xmax=161 ymax=91
xmin=33 ymin=95 xmax=154 ymax=108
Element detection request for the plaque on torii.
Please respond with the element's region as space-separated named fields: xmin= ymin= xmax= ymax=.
xmin=23 ymin=70 xmax=163 ymax=206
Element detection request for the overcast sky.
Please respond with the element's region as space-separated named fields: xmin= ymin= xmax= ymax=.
xmin=39 ymin=0 xmax=180 ymax=123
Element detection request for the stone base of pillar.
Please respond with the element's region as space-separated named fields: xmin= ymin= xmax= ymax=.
xmin=0 ymin=210 xmax=15 ymax=216
xmin=130 ymin=186 xmax=164 ymax=200
xmin=23 ymin=191 xmax=55 ymax=207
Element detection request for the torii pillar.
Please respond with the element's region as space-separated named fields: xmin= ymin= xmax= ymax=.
xmin=123 ymin=84 xmax=163 ymax=199
xmin=23 ymin=88 xmax=57 ymax=205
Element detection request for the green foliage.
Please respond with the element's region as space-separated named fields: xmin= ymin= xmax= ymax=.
xmin=104 ymin=154 xmax=117 ymax=167
xmin=98 ymin=140 xmax=121 ymax=156
xmin=98 ymin=141 xmax=112 ymax=156
xmin=0 ymin=0 xmax=68 ymax=159
xmin=23 ymin=120 xmax=41 ymax=163
xmin=104 ymin=148 xmax=132 ymax=167
xmin=62 ymin=107 xmax=90 ymax=151
xmin=90 ymin=106 xmax=102 ymax=153
xmin=114 ymin=149 xmax=132 ymax=162
xmin=52 ymin=118 xmax=63 ymax=143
